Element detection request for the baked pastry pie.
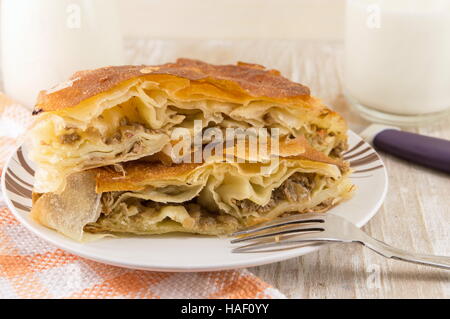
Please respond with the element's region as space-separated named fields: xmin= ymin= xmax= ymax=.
xmin=29 ymin=59 xmax=353 ymax=241
xmin=29 ymin=59 xmax=348 ymax=194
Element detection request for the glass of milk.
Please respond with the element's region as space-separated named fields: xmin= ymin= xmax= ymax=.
xmin=344 ymin=0 xmax=450 ymax=126
xmin=1 ymin=0 xmax=124 ymax=108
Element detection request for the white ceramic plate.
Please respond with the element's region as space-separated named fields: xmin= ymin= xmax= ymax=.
xmin=1 ymin=130 xmax=387 ymax=272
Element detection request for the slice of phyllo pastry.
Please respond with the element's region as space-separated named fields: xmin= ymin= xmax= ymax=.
xmin=31 ymin=136 xmax=353 ymax=241
xmin=29 ymin=59 xmax=348 ymax=194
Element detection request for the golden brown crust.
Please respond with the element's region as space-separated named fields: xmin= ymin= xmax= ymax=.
xmin=34 ymin=58 xmax=311 ymax=112
xmin=32 ymin=192 xmax=43 ymax=204
xmin=95 ymin=162 xmax=201 ymax=192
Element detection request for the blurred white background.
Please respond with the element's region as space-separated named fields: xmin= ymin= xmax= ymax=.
xmin=119 ymin=0 xmax=345 ymax=40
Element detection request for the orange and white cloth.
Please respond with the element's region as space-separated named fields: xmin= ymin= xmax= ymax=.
xmin=0 ymin=93 xmax=285 ymax=299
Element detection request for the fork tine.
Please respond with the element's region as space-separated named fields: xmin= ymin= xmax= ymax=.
xmin=231 ymin=212 xmax=325 ymax=237
xmin=231 ymin=234 xmax=334 ymax=253
xmin=230 ymin=224 xmax=325 ymax=244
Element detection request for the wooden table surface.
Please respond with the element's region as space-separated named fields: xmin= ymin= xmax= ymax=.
xmin=125 ymin=38 xmax=450 ymax=298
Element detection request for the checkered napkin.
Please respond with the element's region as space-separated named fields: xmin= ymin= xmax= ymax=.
xmin=0 ymin=93 xmax=285 ymax=299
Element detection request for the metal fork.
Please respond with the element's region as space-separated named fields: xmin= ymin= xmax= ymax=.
xmin=230 ymin=213 xmax=450 ymax=269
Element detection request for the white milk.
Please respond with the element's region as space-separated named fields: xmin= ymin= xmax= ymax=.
xmin=345 ymin=0 xmax=450 ymax=115
xmin=1 ymin=0 xmax=124 ymax=108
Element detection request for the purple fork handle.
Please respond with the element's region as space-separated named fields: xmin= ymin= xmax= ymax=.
xmin=373 ymin=129 xmax=450 ymax=174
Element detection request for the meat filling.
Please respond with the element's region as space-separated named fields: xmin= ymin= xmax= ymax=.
xmin=60 ymin=131 xmax=80 ymax=144
xmin=59 ymin=118 xmax=160 ymax=146
xmin=96 ymin=172 xmax=316 ymax=222
xmin=85 ymin=196 xmax=240 ymax=234
xmin=86 ymin=171 xmax=338 ymax=234
xmin=97 ymin=172 xmax=323 ymax=220
xmin=330 ymin=140 xmax=348 ymax=158
xmin=234 ymin=173 xmax=316 ymax=214
xmin=59 ymin=116 xmax=347 ymax=160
